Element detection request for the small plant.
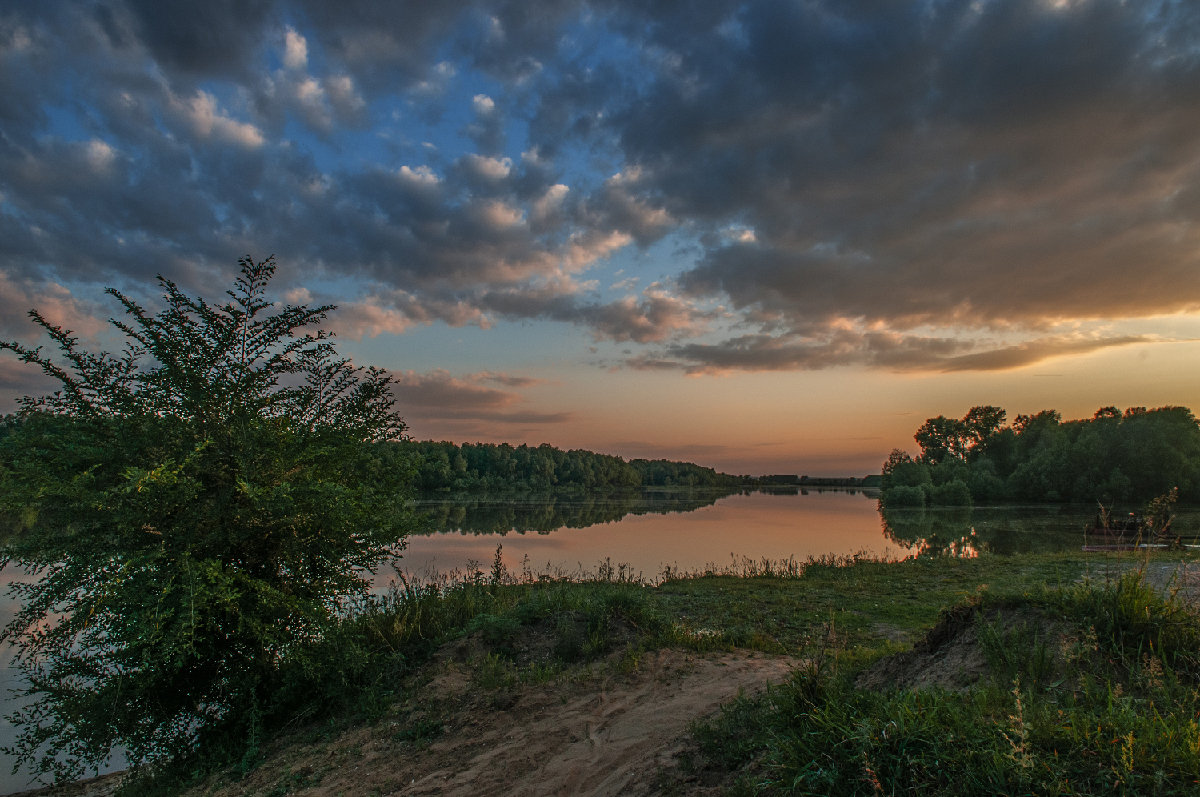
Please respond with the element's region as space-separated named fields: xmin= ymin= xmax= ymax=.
xmin=1142 ymin=487 xmax=1180 ymax=547
xmin=469 ymin=613 xmax=522 ymax=659
xmin=392 ymin=717 xmax=444 ymax=748
xmin=473 ymin=652 xmax=516 ymax=690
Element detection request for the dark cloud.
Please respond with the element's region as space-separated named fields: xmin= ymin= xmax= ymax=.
xmin=600 ymin=0 xmax=1200 ymax=350
xmin=477 ymin=371 xmax=543 ymax=387
xmin=122 ymin=0 xmax=278 ymax=82
xmin=477 ymin=282 xmax=708 ymax=343
xmin=389 ymin=369 xmax=571 ymax=425
xmin=631 ymin=331 xmax=1152 ymax=375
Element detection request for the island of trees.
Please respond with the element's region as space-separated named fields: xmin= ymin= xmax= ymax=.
xmin=881 ymin=404 xmax=1200 ymax=507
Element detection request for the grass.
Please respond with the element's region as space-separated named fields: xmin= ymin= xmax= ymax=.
xmin=685 ymin=553 xmax=1200 ymax=795
xmin=652 ymin=551 xmax=1087 ymax=655
xmin=112 ymin=547 xmax=1200 ymax=795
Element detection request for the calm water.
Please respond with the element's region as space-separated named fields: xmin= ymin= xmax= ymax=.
xmin=3 ymin=488 xmax=1193 ymax=792
xmin=395 ymin=488 xmax=907 ymax=580
xmin=389 ymin=488 xmax=1169 ymax=581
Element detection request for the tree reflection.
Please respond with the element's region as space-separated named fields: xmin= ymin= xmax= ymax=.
xmin=879 ymin=501 xmax=1175 ymax=556
xmin=880 ymin=504 xmax=982 ymax=557
xmin=411 ymin=488 xmax=738 ymax=536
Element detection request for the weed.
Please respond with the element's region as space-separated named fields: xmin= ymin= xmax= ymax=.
xmin=473 ymin=652 xmax=516 ymax=690
xmin=392 ymin=717 xmax=443 ymax=748
xmin=469 ymin=613 xmax=522 ymax=658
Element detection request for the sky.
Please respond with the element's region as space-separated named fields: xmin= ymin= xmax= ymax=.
xmin=2 ymin=0 xmax=1200 ymax=476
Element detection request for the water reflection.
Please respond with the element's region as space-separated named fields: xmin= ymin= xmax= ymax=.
xmin=880 ymin=503 xmax=1200 ymax=558
xmin=881 ymin=505 xmax=981 ymax=558
xmin=397 ymin=488 xmax=909 ymax=579
xmin=411 ymin=487 xmax=738 ymax=536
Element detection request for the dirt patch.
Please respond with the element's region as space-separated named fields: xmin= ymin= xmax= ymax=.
xmin=1135 ymin=560 xmax=1200 ymax=607
xmin=856 ymin=602 xmax=1081 ymax=693
xmin=10 ymin=772 xmax=124 ymax=797
xmin=856 ymin=602 xmax=990 ymax=692
xmin=184 ymin=648 xmax=793 ymax=797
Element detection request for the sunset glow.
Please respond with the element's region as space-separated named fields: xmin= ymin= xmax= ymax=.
xmin=3 ymin=1 xmax=1199 ymax=475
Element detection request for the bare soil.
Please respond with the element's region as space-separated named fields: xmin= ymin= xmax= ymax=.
xmin=174 ymin=649 xmax=793 ymax=797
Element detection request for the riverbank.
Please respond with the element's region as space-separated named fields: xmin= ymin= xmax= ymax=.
xmin=15 ymin=549 xmax=1200 ymax=795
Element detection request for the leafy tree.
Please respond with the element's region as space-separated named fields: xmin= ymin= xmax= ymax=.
xmin=888 ymin=404 xmax=1200 ymax=505
xmin=914 ymin=415 xmax=967 ymax=465
xmin=0 ymin=257 xmax=412 ymax=781
xmin=961 ymin=405 xmax=1006 ymax=453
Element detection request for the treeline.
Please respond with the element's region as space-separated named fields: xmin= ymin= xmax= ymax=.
xmin=882 ymin=405 xmax=1200 ymax=507
xmin=0 ymin=416 xmax=738 ymax=494
xmin=404 ymin=440 xmax=742 ymax=492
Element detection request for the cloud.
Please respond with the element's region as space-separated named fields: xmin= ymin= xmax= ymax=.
xmin=600 ymin=0 xmax=1200 ymax=351
xmin=630 ymin=329 xmax=1152 ymax=375
xmin=4 ymin=0 xmax=1200 ymax=380
xmin=121 ymin=0 xmax=277 ymax=82
xmin=388 ymin=369 xmax=570 ymax=426
xmin=171 ymin=90 xmax=265 ymax=147
xmin=477 ymin=279 xmax=710 ymax=343
xmin=0 ymin=273 xmax=107 ymax=338
xmin=476 ymin=371 xmax=544 ymax=387
xmin=283 ymin=26 xmax=307 ymax=70
xmin=472 ymin=93 xmax=495 ymax=115
xmin=463 ymin=154 xmax=512 ymax=181
xmin=331 ymin=289 xmax=491 ymax=339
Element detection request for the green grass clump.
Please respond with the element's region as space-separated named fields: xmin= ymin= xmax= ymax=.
xmin=690 ymin=566 xmax=1200 ymax=795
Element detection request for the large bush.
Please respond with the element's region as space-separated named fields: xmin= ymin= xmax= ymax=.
xmin=881 ymin=484 xmax=927 ymax=508
xmin=0 ymin=257 xmax=413 ymax=782
xmin=928 ymin=479 xmax=973 ymax=507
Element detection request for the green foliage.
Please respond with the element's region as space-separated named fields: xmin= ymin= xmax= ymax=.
xmin=1058 ymin=569 xmax=1200 ymax=672
xmin=402 ymin=439 xmax=740 ymax=492
xmin=0 ymin=257 xmax=413 ymax=782
xmin=691 ymin=572 xmax=1200 ymax=795
xmin=881 ymin=451 xmax=931 ymax=490
xmin=886 ymin=404 xmax=1200 ymax=505
xmin=880 ymin=484 xmax=927 ymax=508
xmin=928 ymin=478 xmax=972 ymax=507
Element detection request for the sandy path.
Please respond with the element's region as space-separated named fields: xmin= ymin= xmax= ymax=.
xmin=196 ymin=649 xmax=794 ymax=797
xmin=401 ymin=651 xmax=792 ymax=797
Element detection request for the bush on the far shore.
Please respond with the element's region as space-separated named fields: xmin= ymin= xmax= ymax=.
xmin=882 ymin=484 xmax=927 ymax=508
xmin=928 ymin=479 xmax=972 ymax=507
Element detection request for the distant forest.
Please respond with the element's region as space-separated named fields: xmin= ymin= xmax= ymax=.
xmin=402 ymin=440 xmax=742 ymax=492
xmin=0 ymin=414 xmax=739 ymax=496
xmin=882 ymin=405 xmax=1200 ymax=507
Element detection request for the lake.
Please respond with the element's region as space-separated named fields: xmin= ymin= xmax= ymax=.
xmin=1 ymin=487 xmax=1190 ymax=792
xmin=390 ymin=487 xmax=1158 ymax=581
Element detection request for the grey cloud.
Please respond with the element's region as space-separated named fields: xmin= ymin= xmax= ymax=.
xmin=388 ymin=369 xmax=570 ymax=425
xmin=478 ymin=283 xmax=708 ymax=343
xmin=595 ymin=1 xmax=1200 ymax=340
xmin=632 ymin=331 xmax=1151 ymax=375
xmin=933 ymin=336 xmax=1152 ymax=372
xmin=121 ymin=0 xmax=278 ymax=83
xmin=477 ymin=371 xmax=543 ymax=387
